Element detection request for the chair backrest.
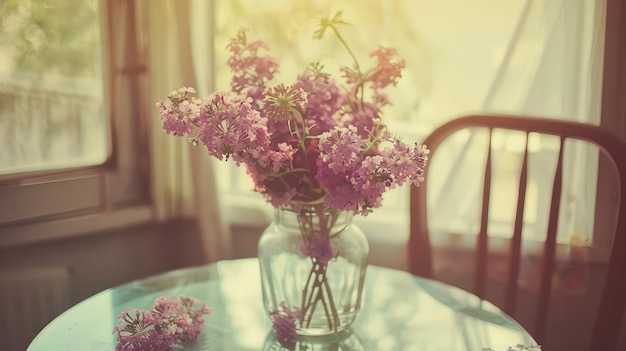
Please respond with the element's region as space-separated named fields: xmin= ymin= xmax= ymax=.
xmin=408 ymin=114 xmax=626 ymax=350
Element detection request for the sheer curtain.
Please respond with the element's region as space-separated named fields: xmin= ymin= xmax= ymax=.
xmin=427 ymin=0 xmax=606 ymax=245
xmin=482 ymin=0 xmax=604 ymax=120
xmin=147 ymin=0 xmax=231 ymax=262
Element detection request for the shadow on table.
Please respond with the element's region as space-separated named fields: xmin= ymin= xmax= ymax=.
xmin=415 ymin=277 xmax=537 ymax=349
xmin=262 ymin=328 xmax=363 ymax=351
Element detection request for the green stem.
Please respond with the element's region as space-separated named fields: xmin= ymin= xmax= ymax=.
xmin=288 ymin=107 xmax=308 ymax=151
xmin=319 ymin=284 xmax=333 ymax=330
xmin=331 ymin=26 xmax=360 ymax=76
xmin=300 ymin=262 xmax=315 ymax=324
xmin=322 ymin=273 xmax=340 ymax=333
xmin=298 ymin=208 xmax=341 ymax=332
xmin=302 ymin=261 xmax=323 ymax=328
xmin=330 ymin=26 xmax=367 ymax=105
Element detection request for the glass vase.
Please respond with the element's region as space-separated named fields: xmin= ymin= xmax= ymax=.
xmin=258 ymin=207 xmax=369 ymax=336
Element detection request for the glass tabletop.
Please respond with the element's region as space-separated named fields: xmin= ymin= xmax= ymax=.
xmin=28 ymin=258 xmax=536 ymax=351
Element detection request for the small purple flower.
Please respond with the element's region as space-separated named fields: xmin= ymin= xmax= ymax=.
xmin=227 ymin=29 xmax=278 ymax=95
xmin=270 ymin=301 xmax=302 ymax=342
xmin=263 ymin=84 xmax=308 ymax=121
xmin=300 ymin=234 xmax=334 ymax=264
xmin=114 ymin=295 xmax=211 ymax=351
xmin=273 ymin=314 xmax=297 ymax=342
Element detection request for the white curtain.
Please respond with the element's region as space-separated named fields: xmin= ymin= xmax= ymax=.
xmin=428 ymin=0 xmax=606 ymax=244
xmin=147 ymin=0 xmax=231 ymax=262
xmin=482 ymin=0 xmax=604 ymax=120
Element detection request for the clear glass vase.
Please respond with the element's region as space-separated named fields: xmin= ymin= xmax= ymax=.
xmin=258 ymin=207 xmax=369 ymax=336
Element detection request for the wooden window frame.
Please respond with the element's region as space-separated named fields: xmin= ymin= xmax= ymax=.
xmin=0 ymin=0 xmax=153 ymax=247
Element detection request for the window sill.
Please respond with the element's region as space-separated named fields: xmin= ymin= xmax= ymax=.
xmin=0 ymin=204 xmax=155 ymax=248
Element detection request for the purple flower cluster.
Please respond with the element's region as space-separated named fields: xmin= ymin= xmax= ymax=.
xmin=270 ymin=301 xmax=302 ymax=343
xmin=317 ymin=125 xmax=428 ymax=215
xmin=113 ymin=295 xmax=211 ymax=351
xmin=156 ymin=12 xmax=428 ymax=215
xmin=300 ymin=232 xmax=335 ymax=264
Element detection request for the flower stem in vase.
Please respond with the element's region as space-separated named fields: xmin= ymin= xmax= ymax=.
xmin=301 ymin=259 xmax=339 ymax=332
xmin=297 ymin=207 xmax=342 ymax=332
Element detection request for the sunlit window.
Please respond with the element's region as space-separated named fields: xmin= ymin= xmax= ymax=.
xmin=0 ymin=0 xmax=150 ymax=234
xmin=0 ymin=0 xmax=108 ymax=175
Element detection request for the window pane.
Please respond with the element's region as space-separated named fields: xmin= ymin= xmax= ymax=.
xmin=0 ymin=0 xmax=108 ymax=175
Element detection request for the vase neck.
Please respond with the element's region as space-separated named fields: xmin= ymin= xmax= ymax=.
xmin=274 ymin=207 xmax=351 ymax=235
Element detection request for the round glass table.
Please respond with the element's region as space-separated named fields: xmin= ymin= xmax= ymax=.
xmin=28 ymin=258 xmax=536 ymax=350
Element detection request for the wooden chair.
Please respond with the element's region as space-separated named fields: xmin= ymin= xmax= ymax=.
xmin=408 ymin=114 xmax=626 ymax=350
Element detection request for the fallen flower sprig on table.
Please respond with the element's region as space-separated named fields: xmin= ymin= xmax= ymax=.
xmin=113 ymin=295 xmax=211 ymax=351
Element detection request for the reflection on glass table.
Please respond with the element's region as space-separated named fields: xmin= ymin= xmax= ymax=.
xmin=27 ymin=258 xmax=536 ymax=351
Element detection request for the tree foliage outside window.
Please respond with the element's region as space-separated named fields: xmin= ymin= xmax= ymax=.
xmin=0 ymin=0 xmax=107 ymax=175
xmin=0 ymin=0 xmax=100 ymax=76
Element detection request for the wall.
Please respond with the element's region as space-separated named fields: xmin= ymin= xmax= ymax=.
xmin=0 ymin=219 xmax=207 ymax=350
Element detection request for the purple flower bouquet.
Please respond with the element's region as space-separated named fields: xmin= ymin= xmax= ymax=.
xmin=156 ymin=12 xmax=428 ymax=339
